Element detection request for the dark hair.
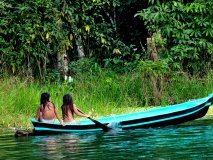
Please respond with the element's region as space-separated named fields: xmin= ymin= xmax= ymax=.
xmin=61 ymin=94 xmax=74 ymax=118
xmin=40 ymin=92 xmax=50 ymax=109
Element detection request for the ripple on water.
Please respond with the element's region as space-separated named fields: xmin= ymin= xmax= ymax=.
xmin=1 ymin=119 xmax=213 ymax=159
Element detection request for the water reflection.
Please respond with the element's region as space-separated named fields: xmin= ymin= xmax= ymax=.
xmin=33 ymin=134 xmax=82 ymax=159
xmin=1 ymin=118 xmax=213 ymax=159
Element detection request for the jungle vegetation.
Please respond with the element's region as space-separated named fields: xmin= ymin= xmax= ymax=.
xmin=1 ymin=0 xmax=213 ymax=129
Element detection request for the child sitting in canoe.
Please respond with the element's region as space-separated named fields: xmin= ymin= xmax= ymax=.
xmin=35 ymin=92 xmax=65 ymax=126
xmin=15 ymin=92 xmax=65 ymax=137
xmin=61 ymin=94 xmax=89 ymax=124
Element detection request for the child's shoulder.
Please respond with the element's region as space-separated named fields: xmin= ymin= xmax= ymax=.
xmin=47 ymin=102 xmax=55 ymax=107
xmin=38 ymin=104 xmax=43 ymax=109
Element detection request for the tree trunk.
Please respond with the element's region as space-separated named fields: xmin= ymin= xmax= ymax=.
xmin=57 ymin=47 xmax=69 ymax=76
xmin=72 ymin=27 xmax=85 ymax=58
xmin=102 ymin=5 xmax=117 ymax=40
xmin=55 ymin=0 xmax=69 ymax=76
xmin=63 ymin=0 xmax=85 ymax=58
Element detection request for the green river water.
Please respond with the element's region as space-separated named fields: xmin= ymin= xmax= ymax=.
xmin=0 ymin=118 xmax=213 ymax=160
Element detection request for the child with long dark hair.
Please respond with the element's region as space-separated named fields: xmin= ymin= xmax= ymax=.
xmin=61 ymin=94 xmax=89 ymax=124
xmin=35 ymin=92 xmax=64 ymax=126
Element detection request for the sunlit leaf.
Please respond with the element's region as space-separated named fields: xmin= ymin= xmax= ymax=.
xmin=70 ymin=34 xmax=73 ymax=41
xmin=56 ymin=19 xmax=60 ymax=24
xmin=41 ymin=36 xmax=45 ymax=41
xmin=12 ymin=67 xmax=15 ymax=74
xmin=101 ymin=37 xmax=105 ymax=44
xmin=85 ymin=25 xmax=90 ymax=33
xmin=46 ymin=33 xmax=49 ymax=39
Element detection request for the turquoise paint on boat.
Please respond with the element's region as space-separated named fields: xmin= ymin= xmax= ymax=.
xmin=29 ymin=93 xmax=213 ymax=135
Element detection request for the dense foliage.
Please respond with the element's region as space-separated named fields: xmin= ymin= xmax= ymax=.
xmin=0 ymin=0 xmax=147 ymax=79
xmin=1 ymin=0 xmax=213 ymax=129
xmin=136 ymin=0 xmax=213 ymax=75
xmin=1 ymin=0 xmax=213 ymax=79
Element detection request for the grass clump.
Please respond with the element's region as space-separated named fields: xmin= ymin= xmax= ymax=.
xmin=1 ymin=68 xmax=213 ymax=130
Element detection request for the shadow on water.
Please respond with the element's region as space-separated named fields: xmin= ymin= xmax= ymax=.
xmin=1 ymin=118 xmax=213 ymax=159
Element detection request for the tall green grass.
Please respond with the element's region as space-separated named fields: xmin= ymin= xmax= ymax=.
xmin=1 ymin=70 xmax=213 ymax=130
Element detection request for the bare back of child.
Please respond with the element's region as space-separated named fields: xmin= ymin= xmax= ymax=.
xmin=39 ymin=102 xmax=57 ymax=123
xmin=61 ymin=94 xmax=89 ymax=124
xmin=35 ymin=92 xmax=64 ymax=126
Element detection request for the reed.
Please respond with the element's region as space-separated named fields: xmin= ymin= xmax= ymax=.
xmin=1 ymin=70 xmax=213 ymax=130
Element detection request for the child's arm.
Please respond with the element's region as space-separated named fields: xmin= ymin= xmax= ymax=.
xmin=54 ymin=108 xmax=65 ymax=126
xmin=35 ymin=106 xmax=41 ymax=121
xmin=73 ymin=105 xmax=90 ymax=118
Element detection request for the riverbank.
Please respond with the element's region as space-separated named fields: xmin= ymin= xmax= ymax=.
xmin=1 ymin=72 xmax=213 ymax=129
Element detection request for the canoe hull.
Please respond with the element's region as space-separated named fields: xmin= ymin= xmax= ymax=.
xmin=121 ymin=105 xmax=209 ymax=130
xmin=30 ymin=94 xmax=213 ymax=135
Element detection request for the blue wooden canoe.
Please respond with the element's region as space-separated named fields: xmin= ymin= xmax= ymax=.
xmin=30 ymin=94 xmax=213 ymax=135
